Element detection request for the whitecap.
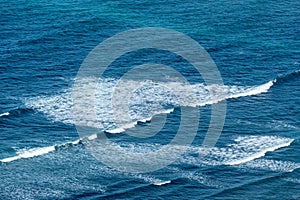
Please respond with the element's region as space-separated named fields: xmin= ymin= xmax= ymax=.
xmin=0 ymin=112 xmax=9 ymax=117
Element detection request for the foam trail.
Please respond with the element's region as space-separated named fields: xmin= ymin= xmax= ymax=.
xmin=1 ymin=146 xmax=55 ymax=163
xmin=139 ymin=117 xmax=152 ymax=123
xmin=105 ymin=108 xmax=174 ymax=134
xmin=190 ymin=136 xmax=295 ymax=167
xmin=24 ymin=78 xmax=274 ymax=134
xmin=105 ymin=121 xmax=138 ymax=134
xmin=243 ymin=159 xmax=300 ymax=173
xmin=226 ymin=81 xmax=273 ymax=99
xmin=225 ymin=139 xmax=294 ymax=165
xmin=0 ymin=112 xmax=9 ymax=117
xmin=199 ymin=81 xmax=273 ymax=106
xmin=133 ymin=174 xmax=171 ymax=186
xmin=1 ymin=134 xmax=296 ymax=170
xmin=166 ymin=166 xmax=227 ymax=188
xmin=0 ymin=139 xmax=82 ymax=163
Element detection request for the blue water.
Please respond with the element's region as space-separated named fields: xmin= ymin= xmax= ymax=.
xmin=1 ymin=0 xmax=299 ymax=199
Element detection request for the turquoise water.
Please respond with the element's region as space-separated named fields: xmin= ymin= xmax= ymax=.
xmin=0 ymin=0 xmax=299 ymax=199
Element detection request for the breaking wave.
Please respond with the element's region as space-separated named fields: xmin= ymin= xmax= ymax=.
xmin=23 ymin=78 xmax=274 ymax=133
xmin=2 ymin=134 xmax=295 ymax=174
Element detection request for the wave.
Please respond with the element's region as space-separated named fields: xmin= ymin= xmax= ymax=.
xmin=199 ymin=136 xmax=294 ymax=166
xmin=174 ymin=168 xmax=227 ymax=188
xmin=0 ymin=139 xmax=81 ymax=163
xmin=2 ymin=134 xmax=295 ymax=174
xmin=1 ymin=146 xmax=56 ymax=163
xmin=284 ymin=178 xmax=300 ymax=184
xmin=152 ymin=180 xmax=171 ymax=186
xmin=273 ymin=69 xmax=300 ymax=85
xmin=0 ymin=108 xmax=34 ymax=119
xmin=267 ymin=120 xmax=300 ymax=131
xmin=24 ymin=78 xmax=274 ymax=133
xmin=125 ymin=173 xmax=171 ymax=186
xmin=0 ymin=112 xmax=10 ymax=117
xmin=225 ymin=139 xmax=293 ymax=165
xmin=153 ymin=180 xmax=172 ymax=186
xmin=105 ymin=109 xmax=174 ymax=134
xmin=5 ymin=75 xmax=297 ymax=169
xmin=242 ymin=159 xmax=300 ymax=173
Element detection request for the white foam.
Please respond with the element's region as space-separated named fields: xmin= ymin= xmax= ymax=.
xmin=1 ymin=146 xmax=55 ymax=163
xmin=88 ymin=134 xmax=97 ymax=140
xmin=24 ymin=78 xmax=274 ymax=133
xmin=242 ymin=159 xmax=300 ymax=173
xmin=105 ymin=128 xmax=125 ymax=134
xmin=159 ymin=108 xmax=175 ymax=114
xmin=165 ymin=166 xmax=226 ymax=188
xmin=120 ymin=122 xmax=138 ymax=131
xmin=153 ymin=180 xmax=171 ymax=186
xmin=72 ymin=139 xmax=81 ymax=145
xmin=227 ymin=81 xmax=273 ymax=99
xmin=225 ymin=139 xmax=293 ymax=165
xmin=1 ymin=134 xmax=296 ymax=173
xmin=77 ymin=135 xmax=295 ymax=173
xmin=139 ymin=117 xmax=152 ymax=123
xmin=268 ymin=120 xmax=300 ymax=130
xmin=181 ymin=137 xmax=299 ymax=174
xmin=0 ymin=112 xmax=9 ymax=117
xmin=193 ymin=136 xmax=294 ymax=167
xmin=105 ymin=122 xmax=138 ymax=134
xmin=133 ymin=173 xmax=170 ymax=186
xmin=0 ymin=139 xmax=83 ymax=163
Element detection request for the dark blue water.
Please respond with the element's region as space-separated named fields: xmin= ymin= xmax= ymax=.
xmin=1 ymin=0 xmax=299 ymax=199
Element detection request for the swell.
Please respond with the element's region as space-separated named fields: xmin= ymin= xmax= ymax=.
xmin=0 ymin=140 xmax=81 ymax=163
xmin=207 ymin=173 xmax=283 ymax=199
xmin=101 ymin=78 xmax=273 ymax=134
xmin=4 ymin=74 xmax=295 ymax=163
xmin=224 ymin=140 xmax=294 ymax=166
xmin=1 ymin=134 xmax=295 ymax=170
xmin=24 ymin=78 xmax=275 ymax=133
xmin=103 ymin=69 xmax=300 ymax=134
xmin=273 ymin=69 xmax=300 ymax=85
xmin=0 ymin=108 xmax=33 ymax=119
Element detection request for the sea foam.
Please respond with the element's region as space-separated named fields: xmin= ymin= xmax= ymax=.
xmin=24 ymin=78 xmax=274 ymax=133
xmin=0 ymin=112 xmax=10 ymax=117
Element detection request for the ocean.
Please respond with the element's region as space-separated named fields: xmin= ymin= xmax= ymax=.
xmin=0 ymin=0 xmax=299 ymax=199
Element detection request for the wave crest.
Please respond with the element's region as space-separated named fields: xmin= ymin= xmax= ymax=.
xmin=24 ymin=78 xmax=274 ymax=132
